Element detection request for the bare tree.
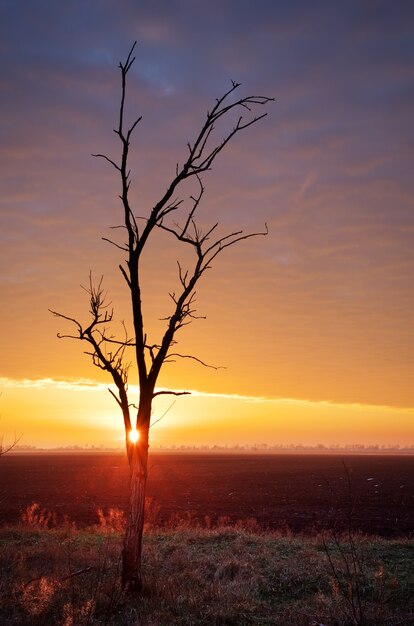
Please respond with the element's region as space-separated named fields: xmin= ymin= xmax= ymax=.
xmin=50 ymin=43 xmax=273 ymax=593
xmin=0 ymin=435 xmax=20 ymax=457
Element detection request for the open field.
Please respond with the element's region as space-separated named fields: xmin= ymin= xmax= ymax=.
xmin=0 ymin=454 xmax=413 ymax=624
xmin=0 ymin=454 xmax=413 ymax=536
xmin=0 ymin=525 xmax=413 ymax=625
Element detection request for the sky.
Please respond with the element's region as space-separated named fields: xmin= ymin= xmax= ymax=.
xmin=1 ymin=0 xmax=413 ymax=449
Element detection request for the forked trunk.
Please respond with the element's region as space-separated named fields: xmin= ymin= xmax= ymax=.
xmin=122 ymin=428 xmax=149 ymax=593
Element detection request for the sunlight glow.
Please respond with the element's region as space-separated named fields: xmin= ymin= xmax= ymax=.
xmin=1 ymin=376 xmax=413 ymax=448
xmin=128 ymin=429 xmax=140 ymax=444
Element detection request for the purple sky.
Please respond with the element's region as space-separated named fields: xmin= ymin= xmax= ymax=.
xmin=1 ymin=0 xmax=414 ymax=412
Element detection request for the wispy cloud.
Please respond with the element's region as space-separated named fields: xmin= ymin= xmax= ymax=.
xmin=1 ymin=377 xmax=412 ymax=414
xmin=0 ymin=377 xmax=108 ymax=392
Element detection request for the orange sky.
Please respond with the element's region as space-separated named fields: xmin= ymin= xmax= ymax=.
xmin=1 ymin=2 xmax=413 ymax=449
xmin=1 ymin=377 xmax=413 ymax=449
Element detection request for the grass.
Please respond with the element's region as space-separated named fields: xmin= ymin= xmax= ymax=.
xmin=0 ymin=514 xmax=413 ymax=625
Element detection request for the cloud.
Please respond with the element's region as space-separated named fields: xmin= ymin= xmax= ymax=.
xmin=0 ymin=376 xmax=108 ymax=392
xmin=1 ymin=376 xmax=413 ymax=414
xmin=0 ymin=0 xmax=413 ymax=413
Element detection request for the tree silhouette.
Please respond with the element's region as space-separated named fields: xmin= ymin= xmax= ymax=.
xmin=50 ymin=43 xmax=273 ymax=593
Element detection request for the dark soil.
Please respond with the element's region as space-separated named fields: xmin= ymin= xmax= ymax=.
xmin=0 ymin=453 xmax=413 ymax=536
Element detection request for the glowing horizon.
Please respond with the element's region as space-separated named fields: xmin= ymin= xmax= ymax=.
xmin=1 ymin=376 xmax=412 ymax=450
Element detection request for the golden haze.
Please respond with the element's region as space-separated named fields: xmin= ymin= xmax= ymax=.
xmin=1 ymin=377 xmax=412 ymax=449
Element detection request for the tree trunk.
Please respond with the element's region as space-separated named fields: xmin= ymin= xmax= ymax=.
xmin=122 ymin=427 xmax=149 ymax=593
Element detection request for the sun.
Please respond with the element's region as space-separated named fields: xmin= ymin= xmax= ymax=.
xmin=128 ymin=429 xmax=140 ymax=444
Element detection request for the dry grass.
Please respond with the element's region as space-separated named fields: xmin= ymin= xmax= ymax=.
xmin=0 ymin=514 xmax=413 ymax=626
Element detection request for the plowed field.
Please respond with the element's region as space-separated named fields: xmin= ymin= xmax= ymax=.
xmin=0 ymin=453 xmax=412 ymax=536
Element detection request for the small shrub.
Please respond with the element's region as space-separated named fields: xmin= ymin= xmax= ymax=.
xmin=96 ymin=507 xmax=125 ymax=533
xmin=62 ymin=598 xmax=95 ymax=626
xmin=235 ymin=516 xmax=262 ymax=533
xmin=20 ymin=576 xmax=57 ymax=616
xmin=21 ymin=502 xmax=57 ymax=529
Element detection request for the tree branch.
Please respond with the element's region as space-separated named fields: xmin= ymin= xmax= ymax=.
xmin=152 ymin=390 xmax=191 ymax=398
xmin=50 ymin=275 xmax=132 ymax=432
xmin=91 ymin=153 xmax=121 ymax=171
xmin=165 ymin=353 xmax=225 ymax=369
